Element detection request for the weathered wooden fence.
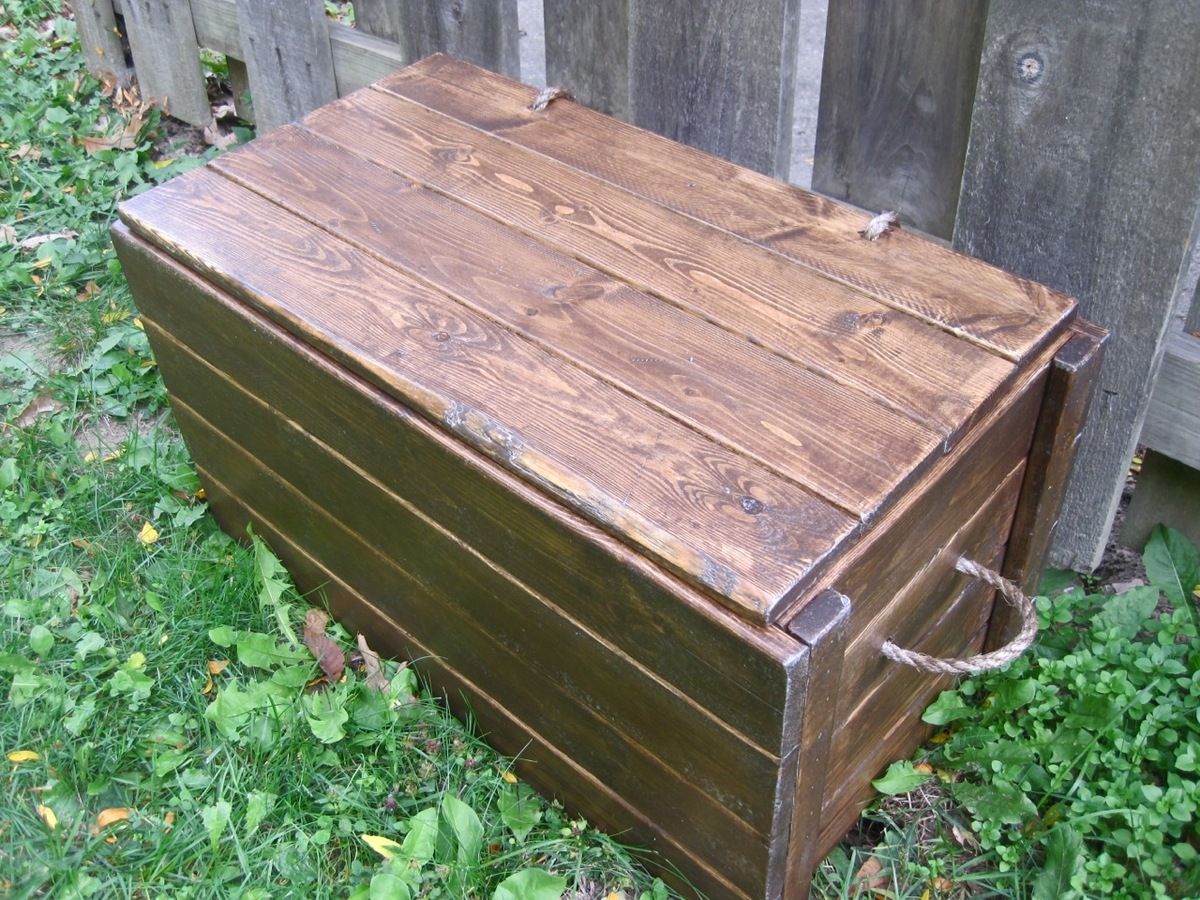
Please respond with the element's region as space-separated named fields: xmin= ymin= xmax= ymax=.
xmin=76 ymin=0 xmax=1200 ymax=569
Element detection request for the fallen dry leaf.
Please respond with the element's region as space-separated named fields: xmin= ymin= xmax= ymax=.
xmin=0 ymin=223 xmax=16 ymax=245
xmin=851 ymin=855 xmax=890 ymax=896
xmin=303 ymin=608 xmax=345 ymax=680
xmin=16 ymin=388 xmax=61 ymax=428
xmin=207 ymin=659 xmax=228 ymax=674
xmin=6 ymin=750 xmax=41 ymax=763
xmin=356 ymin=634 xmax=390 ymax=692
xmin=17 ymin=229 xmax=78 ymax=250
xmin=203 ymin=118 xmax=238 ymax=150
xmin=138 ymin=521 xmax=159 ymax=545
xmin=36 ymin=805 xmax=58 ymax=830
xmin=96 ymin=807 xmax=130 ymax=828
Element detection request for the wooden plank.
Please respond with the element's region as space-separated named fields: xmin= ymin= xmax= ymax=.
xmin=792 ymin=334 xmax=1059 ymax=630
xmin=780 ymin=589 xmax=849 ymax=899
xmin=189 ymin=0 xmax=407 ymax=91
xmin=543 ymin=0 xmax=629 ymax=118
xmin=194 ymin=476 xmax=754 ymax=900
xmin=1122 ymin=449 xmax=1200 ymax=553
xmin=812 ymin=1 xmax=987 ymax=239
xmin=1140 ymin=332 xmax=1200 ymax=471
xmin=625 ymin=0 xmax=801 ymax=179
xmin=392 ymin=0 xmax=519 ymax=78
xmin=112 ymin=224 xmax=797 ymax=752
xmin=353 ymin=0 xmax=404 ymax=44
xmin=73 ymin=0 xmax=133 ymax=85
xmin=954 ymin=0 xmax=1200 ymax=570
xmin=233 ymin=0 xmax=337 ymax=132
xmin=326 ymin=21 xmax=409 ymax=93
xmin=377 ymin=55 xmax=1076 ymax=366
xmin=119 ymin=0 xmax=209 ymax=125
xmin=821 ymin=574 xmax=998 ymax=847
xmin=837 ymin=462 xmax=1024 ymax=708
xmin=998 ymin=321 xmax=1107 ymax=614
xmin=211 ymin=125 xmax=943 ymax=519
xmin=166 ymin=397 xmax=774 ymax=894
xmin=118 ymin=170 xmax=862 ymax=626
xmin=308 ymin=87 xmax=1015 ymax=442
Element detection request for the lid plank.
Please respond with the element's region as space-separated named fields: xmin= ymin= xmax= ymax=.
xmin=301 ymin=88 xmax=1016 ymax=441
xmin=119 ymin=169 xmax=858 ymax=623
xmin=375 ymin=55 xmax=1076 ymax=363
xmin=210 ymin=124 xmax=943 ymax=518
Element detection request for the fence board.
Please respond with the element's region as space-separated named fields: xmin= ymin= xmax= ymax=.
xmin=354 ymin=0 xmax=404 ymax=44
xmin=119 ymin=0 xmax=208 ymax=125
xmin=73 ymin=0 xmax=132 ymax=85
xmin=1140 ymin=333 xmax=1200 ymax=472
xmin=544 ymin=0 xmax=629 ymax=118
xmin=233 ymin=0 xmax=338 ymax=133
xmin=954 ymin=0 xmax=1200 ymax=570
xmin=812 ymin=1 xmax=986 ymax=239
xmin=392 ymin=0 xmax=519 ymax=78
xmin=628 ymin=0 xmax=802 ymax=179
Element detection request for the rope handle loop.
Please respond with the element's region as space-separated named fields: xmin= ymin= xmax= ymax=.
xmin=880 ymin=557 xmax=1038 ymax=675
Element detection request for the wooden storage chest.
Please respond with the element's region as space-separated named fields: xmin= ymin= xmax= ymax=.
xmin=114 ymin=56 xmax=1105 ymax=900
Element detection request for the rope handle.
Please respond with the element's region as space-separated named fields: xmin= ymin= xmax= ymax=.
xmin=880 ymin=557 xmax=1038 ymax=675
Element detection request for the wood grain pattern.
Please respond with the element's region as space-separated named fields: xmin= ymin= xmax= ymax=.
xmin=119 ymin=169 xmax=857 ymax=624
xmin=812 ymin=1 xmax=987 ymax=239
xmin=955 ymin=0 xmax=1200 ymax=569
xmin=783 ymin=334 xmax=1059 ymax=630
xmin=166 ymin=406 xmax=778 ymax=890
xmin=781 ymin=590 xmax=850 ymax=899
xmin=304 ymin=87 xmax=1011 ymax=441
xmin=1140 ymin=331 xmax=1200 ymax=471
xmin=626 ymin=0 xmax=801 ymax=179
xmin=377 ymin=55 xmax=1077 ymax=364
xmin=118 ymin=0 xmax=208 ymax=125
xmin=113 ymin=224 xmax=799 ymax=751
xmin=353 ymin=0 xmax=404 ymax=44
xmin=543 ymin=0 xmax=629 ymax=118
xmin=152 ymin=331 xmax=784 ymax=839
xmin=392 ymin=0 xmax=519 ymax=78
xmin=234 ymin=0 xmax=338 ymax=133
xmin=194 ymin=476 xmax=755 ymax=900
xmin=211 ymin=124 xmax=943 ymax=518
xmin=73 ymin=0 xmax=133 ymax=86
xmin=999 ymin=323 xmax=1107 ymax=611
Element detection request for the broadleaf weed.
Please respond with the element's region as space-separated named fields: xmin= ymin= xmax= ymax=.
xmin=920 ymin=525 xmax=1200 ymax=899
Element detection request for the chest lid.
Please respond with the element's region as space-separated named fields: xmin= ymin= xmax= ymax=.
xmin=117 ymin=55 xmax=1076 ymax=627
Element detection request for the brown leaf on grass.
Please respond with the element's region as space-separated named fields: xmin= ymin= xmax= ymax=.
xmin=0 ymin=223 xmax=16 ymax=245
xmin=356 ymin=634 xmax=390 ymax=692
xmin=303 ymin=608 xmax=345 ymax=680
xmin=96 ymin=807 xmax=130 ymax=829
xmin=17 ymin=229 xmax=78 ymax=250
xmin=16 ymin=388 xmax=61 ymax=427
xmin=203 ymin=118 xmax=238 ymax=150
xmin=851 ymin=855 xmax=890 ymax=896
xmin=81 ymin=124 xmax=140 ymax=155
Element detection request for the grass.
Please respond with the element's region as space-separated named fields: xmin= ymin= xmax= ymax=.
xmin=0 ymin=4 xmax=670 ymax=897
xmin=3 ymin=2 xmax=1199 ymax=898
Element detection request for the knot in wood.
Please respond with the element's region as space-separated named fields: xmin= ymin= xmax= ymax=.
xmin=1017 ymin=52 xmax=1044 ymax=83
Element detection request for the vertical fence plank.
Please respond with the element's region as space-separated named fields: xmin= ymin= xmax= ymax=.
xmin=73 ymin=0 xmax=133 ymax=85
xmin=354 ymin=0 xmax=404 ymax=45
xmin=627 ymin=0 xmax=802 ymax=179
xmin=393 ymin=0 xmax=519 ymax=78
xmin=811 ymin=1 xmax=986 ymax=238
xmin=954 ymin=0 xmax=1200 ymax=571
xmin=119 ymin=0 xmax=209 ymax=125
xmin=544 ymin=0 xmax=629 ymax=118
xmin=234 ymin=0 xmax=338 ymax=133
